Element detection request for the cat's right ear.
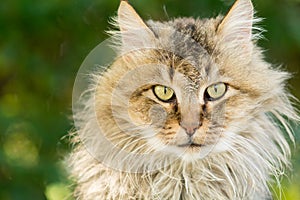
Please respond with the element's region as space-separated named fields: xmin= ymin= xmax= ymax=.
xmin=118 ymin=1 xmax=156 ymax=50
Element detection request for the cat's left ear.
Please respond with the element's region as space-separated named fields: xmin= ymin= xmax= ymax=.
xmin=118 ymin=1 xmax=156 ymax=50
xmin=217 ymin=0 xmax=254 ymax=58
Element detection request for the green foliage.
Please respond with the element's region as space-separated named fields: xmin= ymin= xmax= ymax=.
xmin=0 ymin=0 xmax=299 ymax=199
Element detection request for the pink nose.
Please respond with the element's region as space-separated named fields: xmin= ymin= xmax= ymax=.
xmin=180 ymin=121 xmax=201 ymax=136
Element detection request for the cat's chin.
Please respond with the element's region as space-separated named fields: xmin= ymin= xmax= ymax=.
xmin=146 ymin=131 xmax=235 ymax=161
xmin=162 ymin=135 xmax=235 ymax=161
xmin=159 ymin=144 xmax=217 ymax=161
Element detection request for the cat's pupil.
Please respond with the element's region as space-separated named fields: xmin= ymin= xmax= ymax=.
xmin=214 ymin=85 xmax=218 ymax=93
xmin=164 ymin=87 xmax=167 ymax=94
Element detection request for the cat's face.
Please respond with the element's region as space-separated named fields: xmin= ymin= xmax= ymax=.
xmin=120 ymin=48 xmax=255 ymax=158
xmin=122 ymin=51 xmax=221 ymax=155
xmin=93 ymin=0 xmax=289 ymax=161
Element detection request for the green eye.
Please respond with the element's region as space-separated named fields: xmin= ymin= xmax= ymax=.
xmin=205 ymin=83 xmax=227 ymax=101
xmin=153 ymin=85 xmax=175 ymax=102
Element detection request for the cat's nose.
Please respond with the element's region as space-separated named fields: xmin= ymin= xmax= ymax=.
xmin=180 ymin=121 xmax=201 ymax=136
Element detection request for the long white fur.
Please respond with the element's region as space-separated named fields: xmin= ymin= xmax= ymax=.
xmin=67 ymin=0 xmax=299 ymax=199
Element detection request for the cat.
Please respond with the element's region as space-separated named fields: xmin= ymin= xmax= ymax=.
xmin=67 ymin=0 xmax=299 ymax=199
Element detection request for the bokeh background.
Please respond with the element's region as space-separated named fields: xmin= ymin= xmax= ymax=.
xmin=0 ymin=0 xmax=299 ymax=199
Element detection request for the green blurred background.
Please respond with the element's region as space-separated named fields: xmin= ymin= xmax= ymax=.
xmin=0 ymin=0 xmax=299 ymax=199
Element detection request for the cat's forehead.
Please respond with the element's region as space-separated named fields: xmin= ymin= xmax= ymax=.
xmin=147 ymin=17 xmax=221 ymax=56
xmin=171 ymin=17 xmax=222 ymax=54
xmin=146 ymin=18 xmax=222 ymax=84
xmin=150 ymin=49 xmax=220 ymax=92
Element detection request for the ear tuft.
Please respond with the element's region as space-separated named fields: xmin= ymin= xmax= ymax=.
xmin=117 ymin=1 xmax=155 ymax=51
xmin=217 ymin=0 xmax=255 ymax=57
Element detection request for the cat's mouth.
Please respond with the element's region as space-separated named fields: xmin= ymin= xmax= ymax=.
xmin=177 ymin=142 xmax=204 ymax=148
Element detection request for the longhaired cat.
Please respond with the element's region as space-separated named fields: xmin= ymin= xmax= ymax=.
xmin=68 ymin=0 xmax=298 ymax=199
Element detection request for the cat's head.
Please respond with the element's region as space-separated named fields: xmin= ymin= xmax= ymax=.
xmin=90 ymin=0 xmax=295 ymax=164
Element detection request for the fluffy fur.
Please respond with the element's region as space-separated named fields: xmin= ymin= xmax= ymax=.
xmin=67 ymin=0 xmax=298 ymax=199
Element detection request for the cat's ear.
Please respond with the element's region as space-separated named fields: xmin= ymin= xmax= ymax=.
xmin=217 ymin=0 xmax=254 ymax=58
xmin=118 ymin=1 xmax=155 ymax=50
